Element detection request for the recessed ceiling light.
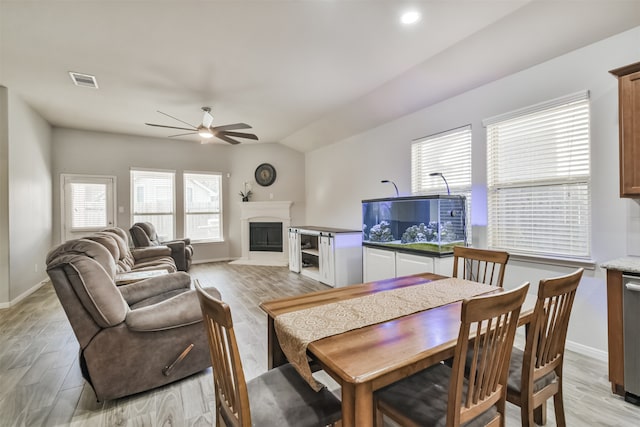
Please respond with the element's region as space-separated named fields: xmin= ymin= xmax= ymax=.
xmin=400 ymin=11 xmax=421 ymax=25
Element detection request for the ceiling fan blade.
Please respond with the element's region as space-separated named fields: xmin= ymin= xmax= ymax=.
xmin=212 ymin=123 xmax=252 ymax=131
xmin=146 ymin=123 xmax=197 ymax=132
xmin=216 ymin=134 xmax=242 ymax=145
xmin=167 ymin=132 xmax=198 ymax=138
xmin=157 ymin=110 xmax=197 ymax=128
xmin=219 ymin=131 xmax=258 ymax=140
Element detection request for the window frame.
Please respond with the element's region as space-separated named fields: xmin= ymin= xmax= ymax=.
xmin=484 ymin=91 xmax=592 ymax=261
xmin=411 ymin=125 xmax=472 ymax=244
xmin=130 ymin=168 xmax=176 ymax=241
xmin=184 ymin=171 xmax=224 ymax=243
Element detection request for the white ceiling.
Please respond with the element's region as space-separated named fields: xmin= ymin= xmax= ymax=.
xmin=2 ymin=1 xmax=639 ymax=152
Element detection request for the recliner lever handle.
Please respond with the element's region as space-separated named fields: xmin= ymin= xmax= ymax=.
xmin=163 ymin=343 xmax=194 ymax=376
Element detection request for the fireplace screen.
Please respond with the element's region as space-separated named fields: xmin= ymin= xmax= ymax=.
xmin=249 ymin=222 xmax=283 ymax=252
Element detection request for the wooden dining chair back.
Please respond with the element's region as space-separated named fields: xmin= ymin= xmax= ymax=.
xmin=196 ymin=281 xmax=249 ymax=427
xmin=374 ymin=283 xmax=529 ymax=427
xmin=195 ymin=281 xmax=342 ymax=427
xmin=452 ymin=246 xmax=510 ymax=287
xmin=451 ymin=283 xmax=529 ymax=426
xmin=507 ymin=268 xmax=583 ymax=427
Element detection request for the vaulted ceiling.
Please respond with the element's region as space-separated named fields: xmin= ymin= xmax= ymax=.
xmin=2 ymin=1 xmax=639 ymax=152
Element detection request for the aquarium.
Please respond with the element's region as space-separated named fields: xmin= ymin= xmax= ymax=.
xmin=362 ymin=195 xmax=467 ymax=255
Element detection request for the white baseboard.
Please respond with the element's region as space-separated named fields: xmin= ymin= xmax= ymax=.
xmin=565 ymin=339 xmax=608 ymax=362
xmin=0 ymin=279 xmax=49 ymax=309
xmin=191 ymin=257 xmax=233 ymax=265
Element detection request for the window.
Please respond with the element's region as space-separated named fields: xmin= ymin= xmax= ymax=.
xmin=131 ymin=169 xmax=175 ymax=240
xmin=411 ymin=125 xmax=472 ymax=243
xmin=485 ymin=91 xmax=591 ymax=259
xmin=184 ymin=172 xmax=223 ymax=242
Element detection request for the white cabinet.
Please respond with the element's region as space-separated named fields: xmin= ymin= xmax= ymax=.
xmin=363 ymin=246 xmax=453 ymax=282
xmin=289 ymin=227 xmax=362 ymax=287
xmin=363 ymin=246 xmax=396 ymax=282
xmin=396 ymin=252 xmax=435 ymax=277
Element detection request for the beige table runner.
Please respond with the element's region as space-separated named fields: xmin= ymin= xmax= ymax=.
xmin=274 ymin=277 xmax=497 ymax=391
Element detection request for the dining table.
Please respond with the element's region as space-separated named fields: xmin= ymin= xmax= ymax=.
xmin=259 ymin=272 xmax=536 ymax=427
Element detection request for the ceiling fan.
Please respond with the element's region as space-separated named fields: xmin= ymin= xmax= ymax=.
xmin=145 ymin=107 xmax=258 ymax=145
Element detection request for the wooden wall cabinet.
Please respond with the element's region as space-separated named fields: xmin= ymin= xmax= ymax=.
xmin=610 ymin=62 xmax=640 ymax=197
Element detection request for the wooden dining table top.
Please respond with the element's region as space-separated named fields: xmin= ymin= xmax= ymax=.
xmin=259 ymin=272 xmax=536 ymax=427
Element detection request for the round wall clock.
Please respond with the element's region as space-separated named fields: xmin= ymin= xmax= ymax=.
xmin=255 ymin=163 xmax=276 ymax=186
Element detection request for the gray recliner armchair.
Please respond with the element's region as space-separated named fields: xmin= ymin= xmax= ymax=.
xmin=130 ymin=222 xmax=193 ymax=271
xmin=46 ymin=238 xmax=214 ymax=401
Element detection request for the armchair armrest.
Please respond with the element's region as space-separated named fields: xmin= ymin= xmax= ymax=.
xmin=126 ymin=290 xmax=202 ymax=332
xmin=132 ymin=246 xmax=171 ymax=260
xmin=119 ymin=271 xmax=191 ymax=305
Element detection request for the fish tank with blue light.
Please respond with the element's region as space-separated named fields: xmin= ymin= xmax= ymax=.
xmin=362 ymin=195 xmax=467 ymax=255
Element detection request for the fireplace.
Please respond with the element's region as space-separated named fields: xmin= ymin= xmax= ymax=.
xmin=250 ymin=222 xmax=283 ymax=252
xmin=230 ymin=201 xmax=292 ymax=266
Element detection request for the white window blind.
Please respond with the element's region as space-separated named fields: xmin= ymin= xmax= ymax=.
xmin=486 ymin=91 xmax=591 ymax=259
xmin=70 ymin=182 xmax=107 ymax=229
xmin=185 ymin=172 xmax=223 ymax=242
xmin=131 ymin=169 xmax=175 ymax=240
xmin=411 ymin=125 xmax=472 ymax=242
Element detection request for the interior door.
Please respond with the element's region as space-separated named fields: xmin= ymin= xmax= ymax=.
xmin=61 ymin=174 xmax=116 ymax=241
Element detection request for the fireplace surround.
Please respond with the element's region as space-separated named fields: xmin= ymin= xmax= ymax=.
xmin=231 ymin=201 xmax=292 ymax=266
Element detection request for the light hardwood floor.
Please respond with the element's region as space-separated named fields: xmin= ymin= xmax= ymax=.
xmin=0 ymin=262 xmax=638 ymax=426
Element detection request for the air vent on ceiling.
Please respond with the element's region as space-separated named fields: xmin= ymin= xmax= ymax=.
xmin=68 ymin=71 xmax=99 ymax=89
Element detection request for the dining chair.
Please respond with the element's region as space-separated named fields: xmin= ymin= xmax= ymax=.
xmin=194 ymin=281 xmax=342 ymax=427
xmin=452 ymin=246 xmax=510 ymax=287
xmin=507 ymin=268 xmax=583 ymax=427
xmin=374 ymin=282 xmax=529 ymax=427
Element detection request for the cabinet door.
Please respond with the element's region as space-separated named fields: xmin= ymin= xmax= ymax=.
xmin=319 ymin=235 xmax=335 ymax=286
xmin=288 ymin=229 xmax=301 ymax=273
xmin=396 ymin=252 xmax=434 ymax=277
xmin=616 ymin=67 xmax=640 ymax=197
xmin=363 ymin=247 xmax=396 ymax=282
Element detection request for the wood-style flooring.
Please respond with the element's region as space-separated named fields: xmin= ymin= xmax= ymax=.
xmin=0 ymin=262 xmax=638 ymax=426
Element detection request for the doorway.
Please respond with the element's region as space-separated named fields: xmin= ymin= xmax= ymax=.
xmin=61 ymin=174 xmax=116 ymax=241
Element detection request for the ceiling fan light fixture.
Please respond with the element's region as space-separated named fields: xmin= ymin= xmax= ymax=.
xmin=197 ymin=127 xmax=214 ymax=138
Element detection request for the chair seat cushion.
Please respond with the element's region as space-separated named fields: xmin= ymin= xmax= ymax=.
xmin=375 ymin=363 xmax=498 ymax=427
xmin=247 ymin=363 xmax=341 ymax=427
xmin=508 ymin=347 xmax=558 ymax=394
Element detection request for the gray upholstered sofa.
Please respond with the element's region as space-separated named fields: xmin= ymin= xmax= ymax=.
xmin=100 ymin=227 xmax=177 ymax=273
xmin=46 ymin=238 xmax=214 ymax=401
xmin=130 ymin=222 xmax=193 ymax=271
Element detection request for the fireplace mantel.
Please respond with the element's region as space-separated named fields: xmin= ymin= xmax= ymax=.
xmin=231 ymin=201 xmax=293 ymax=266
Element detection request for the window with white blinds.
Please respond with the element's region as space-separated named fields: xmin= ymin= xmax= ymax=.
xmin=184 ymin=172 xmax=223 ymax=242
xmin=411 ymin=125 xmax=472 ymax=242
xmin=485 ymin=91 xmax=591 ymax=259
xmin=131 ymin=169 xmax=175 ymax=241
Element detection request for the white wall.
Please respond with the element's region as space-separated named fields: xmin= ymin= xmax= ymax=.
xmin=304 ymin=26 xmax=640 ymax=357
xmin=0 ymin=87 xmax=10 ymax=305
xmin=51 ymin=128 xmax=306 ymax=261
xmin=0 ymin=87 xmax=52 ymax=305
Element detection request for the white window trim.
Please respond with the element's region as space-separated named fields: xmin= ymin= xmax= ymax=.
xmin=485 ymin=91 xmax=592 ymax=261
xmin=411 ymin=125 xmax=472 ymax=244
xmin=184 ymin=171 xmax=224 ymax=243
xmin=130 ymin=168 xmax=176 ymax=240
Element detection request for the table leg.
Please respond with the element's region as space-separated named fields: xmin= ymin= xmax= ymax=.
xmin=341 ymin=383 xmax=355 ymax=427
xmin=340 ymin=382 xmax=373 ymax=427
xmin=267 ymin=316 xmax=287 ymax=369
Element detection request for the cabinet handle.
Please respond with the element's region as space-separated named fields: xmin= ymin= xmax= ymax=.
xmin=625 ymin=282 xmax=640 ymax=292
